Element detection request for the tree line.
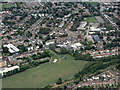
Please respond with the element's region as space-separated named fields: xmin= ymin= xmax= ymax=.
xmin=2 ymin=59 xmax=49 ymax=78
xmin=73 ymin=56 xmax=120 ymax=82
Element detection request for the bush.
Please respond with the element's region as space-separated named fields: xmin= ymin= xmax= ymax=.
xmin=56 ymin=78 xmax=62 ymax=85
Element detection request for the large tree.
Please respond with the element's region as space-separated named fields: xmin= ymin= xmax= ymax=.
xmin=2 ymin=46 xmax=9 ymax=53
xmin=17 ymin=45 xmax=28 ymax=54
xmin=60 ymin=47 xmax=68 ymax=54
xmin=56 ymin=78 xmax=62 ymax=85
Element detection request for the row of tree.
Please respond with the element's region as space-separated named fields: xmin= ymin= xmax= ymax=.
xmin=3 ymin=59 xmax=49 ymax=78
xmin=26 ymin=51 xmax=50 ymax=61
xmin=49 ymin=44 xmax=94 ymax=61
xmin=74 ymin=56 xmax=120 ymax=82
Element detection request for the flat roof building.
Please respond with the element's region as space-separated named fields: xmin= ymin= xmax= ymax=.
xmin=4 ymin=43 xmax=19 ymax=53
xmin=92 ymin=35 xmax=100 ymax=42
xmin=90 ymin=27 xmax=101 ymax=32
xmin=77 ymin=22 xmax=87 ymax=30
xmin=0 ymin=66 xmax=20 ymax=76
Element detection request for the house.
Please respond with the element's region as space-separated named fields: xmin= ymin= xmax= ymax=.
xmin=65 ymin=22 xmax=73 ymax=31
xmin=15 ymin=16 xmax=22 ymax=21
xmin=87 ymin=78 xmax=93 ymax=81
xmin=83 ymin=82 xmax=89 ymax=86
xmin=102 ymin=74 xmax=106 ymax=77
xmin=59 ymin=21 xmax=64 ymax=28
xmin=55 ymin=48 xmax=60 ymax=53
xmin=87 ymin=35 xmax=94 ymax=43
xmin=8 ymin=56 xmax=18 ymax=65
xmin=27 ymin=47 xmax=33 ymax=51
xmin=0 ymin=60 xmax=7 ymax=68
xmin=92 ymin=35 xmax=100 ymax=42
xmin=92 ymin=76 xmax=99 ymax=80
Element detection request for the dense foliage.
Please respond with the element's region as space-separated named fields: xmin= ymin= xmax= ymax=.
xmin=17 ymin=45 xmax=28 ymax=54
xmin=39 ymin=28 xmax=51 ymax=35
xmin=74 ymin=55 xmax=120 ymax=80
xmin=56 ymin=78 xmax=62 ymax=85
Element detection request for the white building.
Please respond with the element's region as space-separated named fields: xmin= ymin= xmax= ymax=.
xmin=53 ymin=59 xmax=58 ymax=63
xmin=59 ymin=21 xmax=64 ymax=28
xmin=90 ymin=27 xmax=101 ymax=32
xmin=45 ymin=41 xmax=54 ymax=46
xmin=92 ymin=76 xmax=99 ymax=80
xmin=77 ymin=22 xmax=87 ymax=30
xmin=0 ymin=66 xmax=20 ymax=76
xmin=71 ymin=42 xmax=82 ymax=51
xmin=4 ymin=43 xmax=19 ymax=53
xmin=71 ymin=43 xmax=82 ymax=48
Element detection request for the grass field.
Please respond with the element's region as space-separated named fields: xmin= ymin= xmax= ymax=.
xmin=3 ymin=3 xmax=16 ymax=9
xmin=84 ymin=17 xmax=97 ymax=23
xmin=2 ymin=54 xmax=88 ymax=88
xmin=0 ymin=4 xmax=2 ymax=11
xmin=49 ymin=50 xmax=60 ymax=63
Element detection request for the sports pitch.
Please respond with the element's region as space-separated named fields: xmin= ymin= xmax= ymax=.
xmin=2 ymin=54 xmax=88 ymax=88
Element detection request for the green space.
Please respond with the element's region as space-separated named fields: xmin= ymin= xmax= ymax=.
xmin=16 ymin=2 xmax=23 ymax=8
xmin=49 ymin=50 xmax=60 ymax=63
xmin=2 ymin=54 xmax=87 ymax=88
xmin=84 ymin=17 xmax=97 ymax=23
xmin=3 ymin=3 xmax=16 ymax=9
xmin=0 ymin=4 xmax=2 ymax=11
xmin=85 ymin=2 xmax=99 ymax=6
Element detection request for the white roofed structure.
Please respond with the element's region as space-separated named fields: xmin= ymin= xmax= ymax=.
xmin=4 ymin=43 xmax=19 ymax=53
xmin=90 ymin=27 xmax=101 ymax=32
xmin=0 ymin=66 xmax=20 ymax=76
xmin=77 ymin=22 xmax=87 ymax=30
xmin=45 ymin=41 xmax=54 ymax=46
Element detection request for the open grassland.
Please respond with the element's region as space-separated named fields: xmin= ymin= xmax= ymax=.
xmin=2 ymin=54 xmax=88 ymax=88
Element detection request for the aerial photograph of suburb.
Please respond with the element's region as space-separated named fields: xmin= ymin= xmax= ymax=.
xmin=0 ymin=0 xmax=120 ymax=89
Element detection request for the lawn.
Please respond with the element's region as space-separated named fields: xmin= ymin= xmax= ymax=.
xmin=3 ymin=3 xmax=16 ymax=9
xmin=0 ymin=4 xmax=2 ymax=11
xmin=2 ymin=54 xmax=88 ymax=88
xmin=49 ymin=50 xmax=60 ymax=63
xmin=84 ymin=17 xmax=97 ymax=23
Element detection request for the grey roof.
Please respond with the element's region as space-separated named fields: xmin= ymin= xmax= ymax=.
xmin=92 ymin=35 xmax=100 ymax=42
